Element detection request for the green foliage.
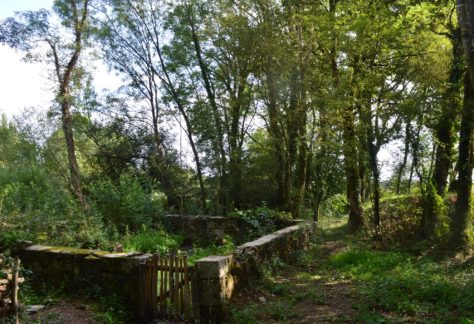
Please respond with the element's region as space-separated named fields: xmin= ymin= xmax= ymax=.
xmin=0 ymin=232 xmax=18 ymax=252
xmin=88 ymin=175 xmax=165 ymax=232
xmin=0 ymin=166 xmax=110 ymax=249
xmin=371 ymin=194 xmax=423 ymax=247
xmin=93 ymin=294 xmax=130 ymax=324
xmin=229 ymin=204 xmax=290 ymax=239
xmin=320 ymin=194 xmax=348 ymax=218
xmin=187 ymin=237 xmax=235 ymax=264
xmin=331 ymin=248 xmax=474 ymax=319
xmin=231 ymin=304 xmax=259 ymax=324
xmin=421 ymin=182 xmax=449 ymax=240
xmin=122 ymin=226 xmax=183 ymax=254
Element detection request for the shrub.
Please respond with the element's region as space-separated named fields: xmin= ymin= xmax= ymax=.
xmin=229 ymin=204 xmax=289 ymax=238
xmin=88 ymin=175 xmax=165 ymax=232
xmin=320 ymin=194 xmax=348 ymax=218
xmin=123 ymin=226 xmax=182 ymax=254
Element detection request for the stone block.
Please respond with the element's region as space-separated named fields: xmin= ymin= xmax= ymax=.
xmin=196 ymin=255 xmax=233 ymax=279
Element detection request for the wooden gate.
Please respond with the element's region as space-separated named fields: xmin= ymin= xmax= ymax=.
xmin=150 ymin=253 xmax=194 ymax=322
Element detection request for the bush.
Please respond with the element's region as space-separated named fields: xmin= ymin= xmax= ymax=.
xmin=88 ymin=175 xmax=165 ymax=232
xmin=320 ymin=194 xmax=348 ymax=218
xmin=229 ymin=204 xmax=289 ymax=238
xmin=123 ymin=226 xmax=182 ymax=254
xmin=0 ymin=166 xmax=111 ymax=249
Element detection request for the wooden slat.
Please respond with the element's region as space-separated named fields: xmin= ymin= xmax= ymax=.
xmin=179 ymin=257 xmax=184 ymax=317
xmin=173 ymin=254 xmax=178 ymax=315
xmin=159 ymin=256 xmax=164 ymax=315
xmin=165 ymin=256 xmax=169 ymax=320
xmin=154 ymin=254 xmax=193 ymax=322
xmin=183 ymin=255 xmax=190 ymax=322
xmin=152 ymin=254 xmax=158 ymax=317
xmin=169 ymin=254 xmax=175 ymax=317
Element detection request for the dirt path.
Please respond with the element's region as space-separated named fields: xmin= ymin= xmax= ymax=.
xmin=26 ymin=301 xmax=98 ymax=323
xmin=229 ymin=219 xmax=360 ymax=323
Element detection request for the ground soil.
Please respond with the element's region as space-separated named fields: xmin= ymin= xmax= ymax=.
xmin=229 ymin=219 xmax=360 ymax=323
xmin=26 ymin=301 xmax=97 ymax=324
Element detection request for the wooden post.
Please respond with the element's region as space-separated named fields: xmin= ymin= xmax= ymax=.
xmin=152 ymin=254 xmax=158 ymax=317
xmin=183 ymin=255 xmax=190 ymax=322
xmin=191 ymin=265 xmax=200 ymax=321
xmin=173 ymin=254 xmax=179 ymax=316
xmin=137 ymin=260 xmax=148 ymax=323
xmin=13 ymin=258 xmax=20 ymax=324
xmin=164 ymin=256 xmax=169 ymax=319
xmin=169 ymin=254 xmax=175 ymax=318
xmin=179 ymin=257 xmax=184 ymax=317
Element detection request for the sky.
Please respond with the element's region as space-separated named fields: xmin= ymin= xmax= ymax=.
xmin=0 ymin=0 xmax=54 ymax=118
xmin=0 ymin=0 xmax=121 ymax=119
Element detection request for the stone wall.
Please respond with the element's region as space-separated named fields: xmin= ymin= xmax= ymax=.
xmin=14 ymin=245 xmax=154 ymax=323
xmin=14 ymin=220 xmax=314 ymax=323
xmin=162 ymin=214 xmax=298 ymax=245
xmin=193 ymin=221 xmax=315 ymax=322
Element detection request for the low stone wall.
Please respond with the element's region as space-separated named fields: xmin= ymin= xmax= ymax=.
xmin=162 ymin=214 xmax=298 ymax=245
xmin=193 ymin=221 xmax=314 ymax=322
xmin=14 ymin=220 xmax=314 ymax=323
xmin=14 ymin=245 xmax=153 ymax=323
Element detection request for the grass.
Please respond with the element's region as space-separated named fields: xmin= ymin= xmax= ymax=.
xmin=229 ymin=216 xmax=474 ymax=323
xmin=333 ymin=248 xmax=474 ymax=321
xmin=122 ymin=226 xmax=183 ymax=254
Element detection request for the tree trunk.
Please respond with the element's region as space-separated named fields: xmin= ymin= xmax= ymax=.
xmin=290 ymin=70 xmax=308 ymax=219
xmin=367 ymin=133 xmax=381 ymax=228
xmin=452 ymin=72 xmax=474 ymax=248
xmin=187 ymin=7 xmax=229 ymax=214
xmin=432 ymin=28 xmax=462 ymax=196
xmin=396 ymin=122 xmax=411 ymax=194
xmin=343 ymin=108 xmax=364 ymax=232
xmin=55 ymin=0 xmax=90 ymax=209
xmin=266 ymin=70 xmax=292 ymax=211
xmin=453 ymin=0 xmax=474 ymax=248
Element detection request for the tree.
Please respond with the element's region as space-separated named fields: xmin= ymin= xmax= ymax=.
xmin=95 ymin=0 xmax=206 ymax=211
xmin=1 ymin=0 xmax=91 ymax=208
xmin=452 ymin=0 xmax=474 ymax=248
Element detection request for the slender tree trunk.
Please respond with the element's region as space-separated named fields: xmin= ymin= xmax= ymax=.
xmin=266 ymin=70 xmax=291 ymax=211
xmin=367 ymin=134 xmax=381 ymax=228
xmin=343 ymin=107 xmax=364 ymax=232
xmin=187 ymin=7 xmax=229 ymax=214
xmin=452 ymin=73 xmax=474 ymax=248
xmin=313 ymin=190 xmax=324 ymax=223
xmin=396 ymin=122 xmax=411 ymax=194
xmin=290 ymin=70 xmax=308 ymax=219
xmin=432 ymin=28 xmax=461 ymax=195
xmin=358 ymin=130 xmax=368 ymax=203
xmin=227 ymin=77 xmax=248 ymax=210
xmin=312 ymin=104 xmax=328 ymax=222
xmin=55 ymin=0 xmax=90 ymax=209
xmin=61 ymin=99 xmax=86 ymax=207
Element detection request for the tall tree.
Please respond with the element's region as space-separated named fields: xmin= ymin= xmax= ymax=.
xmin=96 ymin=0 xmax=207 ymax=211
xmin=452 ymin=0 xmax=474 ymax=248
xmin=1 ymin=0 xmax=91 ymax=207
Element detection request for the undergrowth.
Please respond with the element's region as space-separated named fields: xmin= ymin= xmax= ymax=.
xmin=331 ymin=248 xmax=474 ymax=321
xmin=229 ymin=216 xmax=474 ymax=323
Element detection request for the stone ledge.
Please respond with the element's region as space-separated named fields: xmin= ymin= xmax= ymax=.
xmin=193 ymin=221 xmax=315 ymax=322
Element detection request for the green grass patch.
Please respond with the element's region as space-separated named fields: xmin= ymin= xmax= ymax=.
xmin=122 ymin=226 xmax=183 ymax=254
xmin=331 ymin=247 xmax=474 ymax=320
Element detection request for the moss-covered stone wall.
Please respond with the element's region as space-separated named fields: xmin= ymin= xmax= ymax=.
xmin=162 ymin=214 xmax=298 ymax=245
xmin=193 ymin=221 xmax=315 ymax=322
xmin=14 ymin=245 xmax=153 ymax=323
